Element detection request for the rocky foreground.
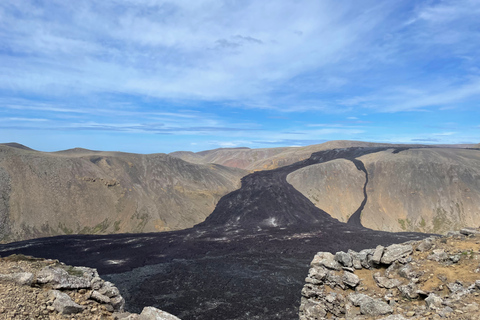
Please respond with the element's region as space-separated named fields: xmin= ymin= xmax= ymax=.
xmin=300 ymin=228 xmax=480 ymax=319
xmin=0 ymin=254 xmax=180 ymax=320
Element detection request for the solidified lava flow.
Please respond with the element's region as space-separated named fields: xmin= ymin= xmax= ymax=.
xmin=0 ymin=147 xmax=431 ymax=320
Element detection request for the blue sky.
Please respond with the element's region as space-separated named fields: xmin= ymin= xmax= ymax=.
xmin=0 ymin=0 xmax=479 ymax=153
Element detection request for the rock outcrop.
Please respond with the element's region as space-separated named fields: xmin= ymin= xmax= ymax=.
xmin=0 ymin=254 xmax=180 ymax=319
xmin=299 ymin=228 xmax=480 ymax=319
xmin=0 ymin=143 xmax=246 ymax=242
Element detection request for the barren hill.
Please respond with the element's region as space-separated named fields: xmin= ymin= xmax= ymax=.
xmin=170 ymin=141 xmax=398 ymax=171
xmin=0 ymin=144 xmax=246 ymax=243
xmin=287 ymin=147 xmax=480 ymax=234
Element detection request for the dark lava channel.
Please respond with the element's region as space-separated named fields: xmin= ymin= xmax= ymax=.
xmin=0 ymin=147 xmax=432 ymax=320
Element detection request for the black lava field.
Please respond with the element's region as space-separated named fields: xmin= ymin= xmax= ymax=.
xmin=0 ymin=147 xmax=431 ymax=320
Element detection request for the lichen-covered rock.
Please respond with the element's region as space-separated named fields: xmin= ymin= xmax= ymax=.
xmin=37 ymin=266 xmax=90 ymax=289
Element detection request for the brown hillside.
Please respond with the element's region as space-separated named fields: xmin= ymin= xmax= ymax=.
xmin=170 ymin=141 xmax=398 ymax=171
xmin=0 ymin=145 xmax=246 ymax=243
xmin=288 ymin=147 xmax=480 ymax=233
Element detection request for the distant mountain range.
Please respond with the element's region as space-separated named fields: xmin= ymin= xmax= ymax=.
xmin=0 ymin=141 xmax=479 ymax=242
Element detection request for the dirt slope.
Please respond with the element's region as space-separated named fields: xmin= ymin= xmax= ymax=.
xmin=0 ymin=144 xmax=246 ymax=243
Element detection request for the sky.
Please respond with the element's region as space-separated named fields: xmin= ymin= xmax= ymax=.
xmin=0 ymin=0 xmax=479 ymax=154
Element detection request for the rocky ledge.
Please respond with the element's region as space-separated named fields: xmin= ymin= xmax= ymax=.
xmin=299 ymin=228 xmax=480 ymax=320
xmin=0 ymin=254 xmax=180 ymax=320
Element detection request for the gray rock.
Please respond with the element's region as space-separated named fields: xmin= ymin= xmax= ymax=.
xmin=372 ymin=245 xmax=384 ymax=265
xmin=91 ymin=276 xmax=104 ymax=290
xmin=99 ymin=281 xmax=120 ymax=298
xmin=326 ymin=272 xmax=344 ymax=289
xmin=311 ymin=252 xmax=341 ymax=270
xmin=335 ymin=251 xmax=353 ymax=267
xmin=306 ymin=265 xmax=328 ymax=284
xmin=380 ymin=244 xmax=413 ymax=264
xmin=449 ymin=255 xmax=461 ymax=263
xmin=111 ymin=295 xmax=126 ymax=312
xmin=37 ymin=266 xmax=90 ymax=289
xmin=373 ymin=272 xmax=402 ymax=289
xmin=139 ymin=306 xmax=181 ymax=320
xmin=342 ymin=271 xmax=360 ymax=287
xmin=447 ymin=281 xmax=464 ymax=293
xmin=349 ymin=293 xmax=393 ymax=316
xmin=425 ymin=293 xmax=443 ymax=309
xmin=476 ymin=280 xmax=480 ymax=289
xmin=0 ymin=272 xmax=34 ymax=286
xmin=70 ymin=266 xmax=99 ymax=281
xmin=398 ymin=282 xmax=419 ymax=299
xmin=50 ymin=290 xmax=85 ymax=314
xmin=428 ymin=249 xmax=448 ymax=262
xmin=416 ymin=238 xmax=434 ymax=252
xmin=397 ymin=264 xmax=423 ymax=279
xmin=378 ymin=315 xmax=407 ymax=320
xmin=358 ymin=249 xmax=374 ymax=269
xmin=301 ymin=283 xmax=323 ymax=298
xmin=299 ymin=298 xmax=327 ymax=319
xmin=90 ymin=290 xmax=111 ymax=304
xmin=348 ymin=249 xmax=363 ymax=269
xmin=112 ymin=312 xmax=141 ymax=320
xmin=460 ymin=228 xmax=480 ymax=236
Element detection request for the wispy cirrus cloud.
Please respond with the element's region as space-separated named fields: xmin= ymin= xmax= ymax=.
xmin=1 ymin=0 xmax=479 ymax=152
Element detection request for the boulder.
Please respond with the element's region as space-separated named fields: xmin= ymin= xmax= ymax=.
xmin=349 ymin=293 xmax=393 ymax=316
xmin=347 ymin=250 xmax=363 ymax=269
xmin=398 ymin=283 xmax=419 ymax=299
xmin=358 ymin=249 xmax=374 ymax=269
xmin=372 ymin=245 xmax=384 ymax=265
xmin=111 ymin=295 xmax=126 ymax=312
xmin=380 ymin=244 xmax=413 ymax=264
xmin=0 ymin=272 xmax=34 ymax=286
xmin=425 ymin=293 xmax=443 ymax=309
xmin=373 ymin=272 xmax=402 ymax=289
xmin=139 ymin=306 xmax=181 ymax=320
xmin=311 ymin=252 xmax=341 ymax=270
xmin=416 ymin=238 xmax=434 ymax=252
xmin=50 ymin=290 xmax=85 ymax=314
xmin=342 ymin=271 xmax=360 ymax=288
xmin=37 ymin=266 xmax=90 ymax=289
xmin=90 ymin=290 xmax=111 ymax=304
xmin=335 ymin=251 xmax=353 ymax=267
xmin=99 ymin=281 xmax=121 ymax=297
